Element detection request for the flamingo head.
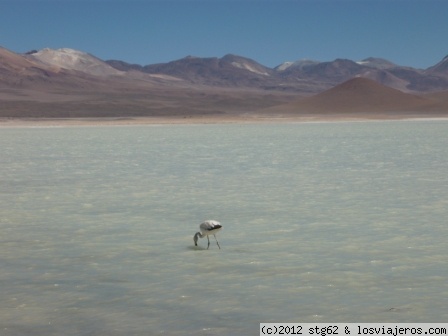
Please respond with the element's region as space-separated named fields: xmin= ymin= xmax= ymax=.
xmin=193 ymin=232 xmax=199 ymax=246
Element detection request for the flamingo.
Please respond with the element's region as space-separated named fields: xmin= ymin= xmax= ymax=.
xmin=193 ymin=220 xmax=222 ymax=249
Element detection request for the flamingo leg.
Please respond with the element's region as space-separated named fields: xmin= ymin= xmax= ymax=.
xmin=214 ymin=234 xmax=221 ymax=249
xmin=207 ymin=235 xmax=210 ymax=249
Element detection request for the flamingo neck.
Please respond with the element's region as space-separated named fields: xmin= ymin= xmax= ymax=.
xmin=194 ymin=231 xmax=204 ymax=246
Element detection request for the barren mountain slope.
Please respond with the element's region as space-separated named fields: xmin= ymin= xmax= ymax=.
xmin=261 ymin=77 xmax=438 ymax=115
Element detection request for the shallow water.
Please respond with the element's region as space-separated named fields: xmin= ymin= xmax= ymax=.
xmin=1 ymin=120 xmax=448 ymax=335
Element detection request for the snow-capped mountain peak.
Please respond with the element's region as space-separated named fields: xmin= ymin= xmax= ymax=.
xmin=220 ymin=54 xmax=271 ymax=76
xmin=274 ymin=59 xmax=320 ymax=72
xmin=230 ymin=61 xmax=270 ymax=76
xmin=275 ymin=61 xmax=294 ymax=72
xmin=28 ymin=48 xmax=124 ymax=76
xmin=356 ymin=57 xmax=396 ymax=70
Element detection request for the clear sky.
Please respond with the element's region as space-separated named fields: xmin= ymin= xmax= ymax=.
xmin=1 ymin=0 xmax=447 ymax=69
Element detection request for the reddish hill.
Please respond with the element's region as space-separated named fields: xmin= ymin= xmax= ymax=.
xmin=263 ymin=77 xmax=436 ymax=114
xmin=424 ymin=89 xmax=448 ymax=111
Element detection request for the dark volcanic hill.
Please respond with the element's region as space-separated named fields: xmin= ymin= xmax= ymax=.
xmin=426 ymin=55 xmax=448 ymax=77
xmin=278 ymin=58 xmax=365 ymax=83
xmin=104 ymin=60 xmax=144 ymax=72
xmin=140 ymin=54 xmax=274 ymax=87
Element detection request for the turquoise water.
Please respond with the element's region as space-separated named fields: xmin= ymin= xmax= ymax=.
xmin=1 ymin=121 xmax=448 ymax=335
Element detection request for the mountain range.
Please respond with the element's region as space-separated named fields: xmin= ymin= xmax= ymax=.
xmin=105 ymin=52 xmax=448 ymax=93
xmin=1 ymin=46 xmax=448 ymax=118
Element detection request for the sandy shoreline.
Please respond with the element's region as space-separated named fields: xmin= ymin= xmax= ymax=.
xmin=1 ymin=113 xmax=448 ymax=127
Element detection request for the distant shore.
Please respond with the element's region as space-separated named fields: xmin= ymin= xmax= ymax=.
xmin=1 ymin=113 xmax=448 ymax=127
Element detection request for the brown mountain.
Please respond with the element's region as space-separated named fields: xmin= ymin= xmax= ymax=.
xmin=4 ymin=45 xmax=448 ymax=94
xmin=0 ymin=47 xmax=295 ymax=118
xmin=0 ymin=46 xmax=136 ymax=92
xmin=261 ymin=77 xmax=440 ymax=115
xmin=2 ymin=46 xmax=448 ymax=119
xmin=424 ymin=89 xmax=448 ymax=110
xmin=0 ymin=46 xmax=67 ymax=89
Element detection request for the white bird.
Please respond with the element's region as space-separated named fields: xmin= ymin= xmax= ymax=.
xmin=193 ymin=220 xmax=222 ymax=249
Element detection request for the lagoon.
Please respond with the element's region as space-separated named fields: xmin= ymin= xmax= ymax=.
xmin=1 ymin=120 xmax=448 ymax=335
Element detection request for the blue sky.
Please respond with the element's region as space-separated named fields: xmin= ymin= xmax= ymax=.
xmin=1 ymin=0 xmax=447 ymax=69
